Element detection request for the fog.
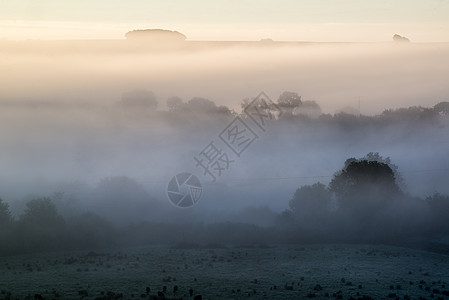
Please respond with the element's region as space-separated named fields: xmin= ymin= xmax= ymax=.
xmin=1 ymin=39 xmax=449 ymax=254
xmin=1 ymin=39 xmax=448 ymax=114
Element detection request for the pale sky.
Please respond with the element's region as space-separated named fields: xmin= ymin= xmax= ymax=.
xmin=1 ymin=0 xmax=448 ymax=41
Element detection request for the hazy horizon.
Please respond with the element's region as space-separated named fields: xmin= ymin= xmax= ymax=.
xmin=1 ymin=0 xmax=449 ymax=42
xmin=1 ymin=38 xmax=448 ymax=116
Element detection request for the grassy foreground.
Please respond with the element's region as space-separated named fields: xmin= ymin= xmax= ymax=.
xmin=0 ymin=244 xmax=449 ymax=299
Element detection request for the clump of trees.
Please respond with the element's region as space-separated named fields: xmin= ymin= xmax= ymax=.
xmin=239 ymin=91 xmax=322 ymax=120
xmin=166 ymin=97 xmax=232 ymax=115
xmin=125 ymin=29 xmax=186 ymax=42
xmin=434 ymin=101 xmax=449 ymax=116
xmin=0 ymin=198 xmax=12 ymax=227
xmin=287 ymin=153 xmax=449 ymax=243
xmin=165 ymin=96 xmax=234 ymax=128
xmin=0 ymin=197 xmax=118 ymax=255
xmin=277 ymin=91 xmax=303 ymax=117
xmin=393 ymin=34 xmax=410 ymax=43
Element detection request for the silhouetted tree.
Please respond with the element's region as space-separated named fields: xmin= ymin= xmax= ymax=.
xmin=329 ymin=160 xmax=401 ymax=214
xmin=328 ymin=157 xmax=409 ymax=241
xmin=18 ymin=198 xmax=65 ymax=252
xmin=287 ymin=183 xmax=333 ymax=236
xmin=125 ymin=29 xmax=186 ymax=42
xmin=0 ymin=198 xmax=12 ymax=227
xmin=353 ymin=152 xmax=404 ymax=190
xmin=21 ymin=197 xmax=65 ymax=228
xmin=393 ymin=34 xmax=410 ymax=43
xmin=289 ymin=183 xmax=331 ymax=216
xmin=0 ymin=198 xmax=13 ymax=255
xmin=277 ymin=91 xmax=302 ymax=117
xmin=434 ymin=101 xmax=449 ymax=116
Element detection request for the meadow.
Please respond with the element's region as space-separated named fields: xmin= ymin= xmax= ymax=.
xmin=1 ymin=244 xmax=449 ymax=299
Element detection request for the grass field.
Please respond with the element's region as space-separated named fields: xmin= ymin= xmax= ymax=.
xmin=1 ymin=244 xmax=449 ymax=299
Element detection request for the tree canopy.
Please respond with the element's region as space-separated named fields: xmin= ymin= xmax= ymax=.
xmin=277 ymin=91 xmax=302 ymax=117
xmin=330 ymin=160 xmax=399 ymax=199
xmin=329 ymin=159 xmax=401 ymax=220
xmin=289 ymin=182 xmax=331 ymax=216
xmin=21 ymin=197 xmax=65 ymax=228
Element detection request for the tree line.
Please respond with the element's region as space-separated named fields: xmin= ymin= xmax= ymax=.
xmin=1 ymin=152 xmax=448 ymax=256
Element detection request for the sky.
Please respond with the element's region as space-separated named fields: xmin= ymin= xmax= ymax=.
xmin=1 ymin=0 xmax=448 ymax=41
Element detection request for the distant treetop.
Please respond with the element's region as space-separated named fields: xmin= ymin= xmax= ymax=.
xmin=434 ymin=102 xmax=449 ymax=116
xmin=393 ymin=34 xmax=410 ymax=43
xmin=125 ymin=29 xmax=187 ymax=42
